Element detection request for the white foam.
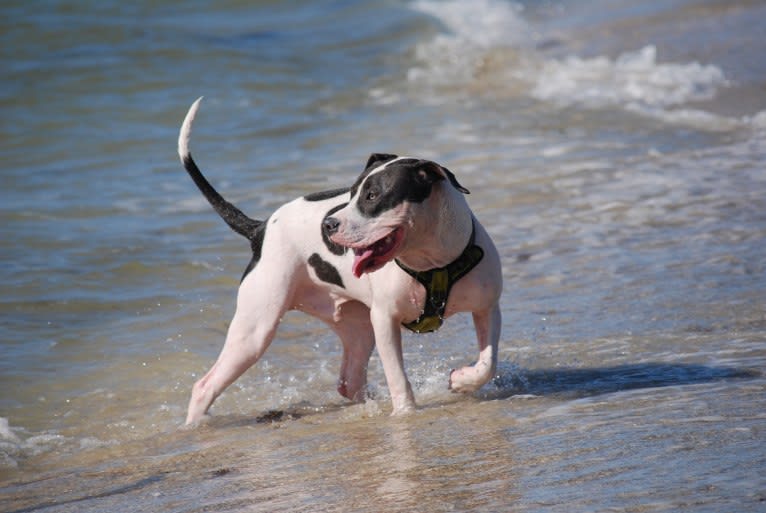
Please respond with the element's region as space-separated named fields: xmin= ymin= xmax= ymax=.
xmin=749 ymin=110 xmax=766 ymax=131
xmin=405 ymin=0 xmax=532 ymax=88
xmin=412 ymin=0 xmax=531 ymax=50
xmin=0 ymin=417 xmax=92 ymax=469
xmin=532 ymin=45 xmax=728 ymax=109
xmin=627 ymin=105 xmax=742 ymax=132
xmin=0 ymin=417 xmax=21 ymax=444
xmin=24 ymin=433 xmax=67 ymax=456
xmin=0 ymin=418 xmax=22 ymax=468
xmin=395 ymin=2 xmax=740 ymax=132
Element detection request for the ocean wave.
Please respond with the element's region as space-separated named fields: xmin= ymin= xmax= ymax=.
xmin=532 ymin=45 xmax=728 ymax=109
xmin=0 ymin=417 xmax=69 ymax=470
xmin=399 ymin=0 xmax=737 ymax=131
xmin=406 ymin=0 xmax=532 ymax=87
xmin=411 ymin=0 xmax=531 ymax=50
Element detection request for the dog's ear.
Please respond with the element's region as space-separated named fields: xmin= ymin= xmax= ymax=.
xmin=365 ymin=153 xmax=398 ymax=171
xmin=418 ymin=161 xmax=470 ymax=194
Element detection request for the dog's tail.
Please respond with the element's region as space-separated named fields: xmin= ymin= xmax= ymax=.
xmin=178 ymin=97 xmax=263 ymax=241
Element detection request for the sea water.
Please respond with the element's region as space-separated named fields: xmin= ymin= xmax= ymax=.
xmin=1 ymin=0 xmax=765 ymax=511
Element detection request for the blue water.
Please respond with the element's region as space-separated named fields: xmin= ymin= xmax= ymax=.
xmin=1 ymin=1 xmax=765 ymax=511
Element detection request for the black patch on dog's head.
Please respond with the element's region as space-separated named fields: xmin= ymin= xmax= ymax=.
xmin=304 ymin=187 xmax=349 ymax=202
xmin=342 ymin=154 xmax=399 ymax=204
xmin=322 ymin=203 xmax=349 ymax=256
xmin=350 ymin=159 xmax=448 ymax=218
xmin=308 ymin=253 xmax=344 ymax=288
xmin=440 ymin=165 xmax=470 ymax=194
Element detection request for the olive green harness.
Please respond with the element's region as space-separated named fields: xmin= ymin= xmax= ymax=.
xmin=396 ymin=222 xmax=484 ymax=333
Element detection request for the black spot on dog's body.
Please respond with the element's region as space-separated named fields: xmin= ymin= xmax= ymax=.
xmin=303 ymin=187 xmax=349 ymax=202
xmin=308 ymin=253 xmax=344 ymax=288
xmin=321 ymin=203 xmax=349 ymax=256
xmin=241 ymin=217 xmax=269 ymax=281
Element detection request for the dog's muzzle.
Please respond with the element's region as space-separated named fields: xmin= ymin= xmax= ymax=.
xmin=322 ymin=216 xmax=340 ymax=237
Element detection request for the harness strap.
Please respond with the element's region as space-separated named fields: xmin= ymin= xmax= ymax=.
xmin=396 ymin=221 xmax=484 ymax=333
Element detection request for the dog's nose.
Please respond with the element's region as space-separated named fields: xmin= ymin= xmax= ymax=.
xmin=322 ymin=216 xmax=340 ymax=236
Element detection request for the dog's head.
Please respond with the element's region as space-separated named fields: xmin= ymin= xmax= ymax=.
xmin=322 ymin=153 xmax=469 ymax=277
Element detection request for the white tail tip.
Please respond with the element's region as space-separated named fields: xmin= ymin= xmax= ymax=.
xmin=178 ymin=96 xmax=204 ymax=162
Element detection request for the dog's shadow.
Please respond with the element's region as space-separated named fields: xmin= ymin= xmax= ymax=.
xmin=479 ymin=361 xmax=760 ymax=401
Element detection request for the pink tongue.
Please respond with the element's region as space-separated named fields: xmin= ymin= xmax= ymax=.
xmin=352 ymin=248 xmax=375 ymax=278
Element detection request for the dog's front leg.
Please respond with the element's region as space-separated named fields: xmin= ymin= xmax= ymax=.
xmin=371 ymin=309 xmax=416 ymax=414
xmin=449 ymin=303 xmax=501 ymax=393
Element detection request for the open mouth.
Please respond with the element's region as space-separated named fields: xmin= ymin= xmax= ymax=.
xmin=351 ymin=227 xmax=405 ymax=278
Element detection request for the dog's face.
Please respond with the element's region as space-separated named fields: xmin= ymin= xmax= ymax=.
xmin=323 ymin=154 xmax=469 ymax=277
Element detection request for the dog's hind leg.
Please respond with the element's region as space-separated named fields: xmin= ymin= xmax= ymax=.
xmin=185 ymin=270 xmax=294 ymax=425
xmin=330 ymin=300 xmax=375 ymax=402
xmin=449 ymin=304 xmax=501 ymax=393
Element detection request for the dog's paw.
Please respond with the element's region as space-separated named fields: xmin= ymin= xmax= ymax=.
xmin=389 ymin=404 xmax=416 ymax=416
xmin=181 ymin=412 xmax=213 ymax=429
xmin=448 ymin=367 xmax=483 ymax=394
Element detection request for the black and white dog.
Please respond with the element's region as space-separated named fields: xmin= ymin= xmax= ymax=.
xmin=178 ymin=98 xmax=502 ymax=424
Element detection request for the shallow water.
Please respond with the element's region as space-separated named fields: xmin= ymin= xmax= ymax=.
xmin=2 ymin=0 xmax=765 ymax=511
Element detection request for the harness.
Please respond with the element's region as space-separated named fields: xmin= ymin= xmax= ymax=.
xmin=396 ymin=222 xmax=484 ymax=333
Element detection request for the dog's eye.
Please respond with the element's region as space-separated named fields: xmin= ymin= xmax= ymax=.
xmin=366 ymin=190 xmax=378 ymax=201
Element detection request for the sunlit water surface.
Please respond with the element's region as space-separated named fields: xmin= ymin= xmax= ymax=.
xmin=1 ymin=1 xmax=765 ymax=511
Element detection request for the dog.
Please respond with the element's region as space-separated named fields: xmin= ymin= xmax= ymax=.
xmin=178 ymin=98 xmax=502 ymax=425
